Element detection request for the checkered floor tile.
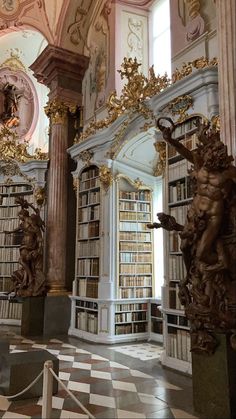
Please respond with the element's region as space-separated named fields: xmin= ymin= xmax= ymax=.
xmin=108 ymin=343 xmax=163 ymax=361
xmin=0 ymin=328 xmax=199 ymax=418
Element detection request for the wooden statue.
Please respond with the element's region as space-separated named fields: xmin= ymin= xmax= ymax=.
xmin=149 ymin=117 xmax=236 ymax=354
xmin=0 ymin=83 xmax=23 ymax=128
xmin=5 ymin=197 xmax=46 ymax=297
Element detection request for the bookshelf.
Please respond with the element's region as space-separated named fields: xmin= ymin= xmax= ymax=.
xmin=150 ymin=301 xmax=163 ymax=343
xmin=161 ymin=115 xmax=202 ymax=375
xmin=72 ymin=164 xmax=100 ymax=335
xmin=0 ymin=182 xmax=34 ymax=325
xmin=115 ymin=301 xmax=148 ymax=335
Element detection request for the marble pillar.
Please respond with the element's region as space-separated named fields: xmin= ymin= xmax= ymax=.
xmin=215 ymin=0 xmax=236 ymax=157
xmin=30 ymin=45 xmax=89 ymax=294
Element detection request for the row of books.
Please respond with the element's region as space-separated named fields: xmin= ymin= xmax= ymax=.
xmin=79 ymin=177 xmax=100 ymax=191
xmin=0 ymin=277 xmax=12 ymax=292
xmin=0 ymin=194 xmax=34 ymax=206
xmin=119 ymin=191 xmax=151 ymax=202
xmin=119 ymin=201 xmax=151 ymax=212
xmin=78 ymin=206 xmax=99 ymax=223
xmin=76 ymin=300 xmax=98 ymax=310
xmin=0 ymin=262 xmax=19 ymax=275
xmin=115 ymin=302 xmax=147 ymax=312
xmin=170 ymin=204 xmax=189 ymax=227
xmin=77 ymin=258 xmax=99 ymax=276
xmin=119 ymin=287 xmax=152 ymax=299
xmin=80 ymin=167 xmax=99 ymax=182
xmin=172 ymin=117 xmax=199 ymax=138
xmin=119 ymin=275 xmax=152 ymax=287
xmin=0 ymin=184 xmax=32 ymax=194
xmin=115 ymin=322 xmax=147 ymax=335
xmin=76 ymin=311 xmax=98 ymax=333
xmin=0 ymin=217 xmax=19 ymax=232
xmin=76 ymin=278 xmax=98 ymax=298
xmin=119 ymin=222 xmax=149 ymax=232
xmin=168 ymin=255 xmax=186 ymax=281
xmin=0 ymin=206 xmax=20 ymax=218
xmin=119 ymin=211 xmax=151 ymax=221
xmin=115 ymin=311 xmax=147 ymax=323
xmin=169 ymin=285 xmax=185 ymax=310
xmin=78 ymin=221 xmax=99 ymax=239
xmin=169 ymin=231 xmax=181 ymax=252
xmin=169 ymin=177 xmax=193 ymax=203
xmin=168 ymin=133 xmax=198 ymax=159
xmin=79 ymin=191 xmax=100 ymax=207
xmin=151 ymin=304 xmax=162 ymax=318
xmin=167 ymin=329 xmax=191 ymax=362
xmin=119 ymin=252 xmax=152 ymax=263
xmin=77 ymin=240 xmax=99 ymax=257
xmin=120 ymin=263 xmax=152 ymax=274
xmin=0 ymin=300 xmax=22 ymax=319
xmin=167 ymin=314 xmax=189 ymax=327
xmin=119 ymin=231 xmax=151 ymax=242
xmin=0 ymin=247 xmax=19 ymax=262
xmin=119 ymin=242 xmax=152 ymax=252
xmin=151 ymin=319 xmax=163 ymax=334
xmin=168 ymin=160 xmax=192 ymax=182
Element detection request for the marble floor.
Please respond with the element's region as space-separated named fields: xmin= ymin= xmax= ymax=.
xmin=0 ymin=327 xmax=199 ymax=418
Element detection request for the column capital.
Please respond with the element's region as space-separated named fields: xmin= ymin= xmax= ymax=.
xmin=30 ymin=44 xmax=89 ymax=104
xmin=44 ymin=99 xmax=68 ymax=125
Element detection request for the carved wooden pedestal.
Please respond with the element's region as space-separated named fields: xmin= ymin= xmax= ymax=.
xmin=192 ymin=333 xmax=236 ymax=418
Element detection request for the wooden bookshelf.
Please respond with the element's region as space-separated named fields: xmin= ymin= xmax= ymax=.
xmin=0 ymin=182 xmax=34 ymax=325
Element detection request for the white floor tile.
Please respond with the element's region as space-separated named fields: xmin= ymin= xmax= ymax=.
xmin=3 ymin=412 xmax=30 ymax=418
xmin=109 ymin=361 xmax=129 ymax=369
xmin=130 ymin=369 xmax=153 ymax=378
xmin=91 ymin=354 xmax=108 ymax=361
xmin=72 ymin=361 xmax=91 ymax=370
xmin=76 ymin=348 xmax=91 ymax=354
xmin=91 ymin=370 xmax=112 ymax=380
xmin=68 ymin=381 xmax=90 ymax=393
xmin=112 ymin=380 xmax=137 ymax=392
xmin=58 ymin=354 xmax=75 ymax=362
xmin=59 ymin=371 xmax=71 ymax=381
xmin=138 ymin=393 xmax=167 ymax=407
xmin=117 ymin=409 xmax=145 ymax=418
xmin=171 ymin=408 xmax=198 ymax=418
xmin=89 ymin=393 xmax=116 ymax=408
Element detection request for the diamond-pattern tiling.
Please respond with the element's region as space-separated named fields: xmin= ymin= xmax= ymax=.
xmin=0 ymin=329 xmax=199 ymax=418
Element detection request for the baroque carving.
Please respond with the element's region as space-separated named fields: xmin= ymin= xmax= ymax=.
xmin=0 ymin=126 xmax=48 ymax=162
xmin=99 ymin=165 xmax=113 ymax=192
xmin=0 ymin=49 xmax=26 ymax=72
xmin=78 ymin=150 xmax=94 ymax=165
xmin=0 ymin=82 xmax=23 ymax=128
xmin=5 ymin=196 xmax=46 ymax=297
xmin=153 ymin=141 xmax=166 ymax=177
xmin=44 ymin=100 xmax=68 ymax=125
xmin=149 ymin=117 xmax=236 ymax=355
xmin=164 ymin=95 xmax=193 ymax=123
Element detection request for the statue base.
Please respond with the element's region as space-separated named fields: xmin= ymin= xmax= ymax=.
xmin=192 ymin=333 xmax=236 ymax=418
xmin=43 ymin=295 xmax=71 ymax=335
xmin=21 ymin=296 xmax=45 ymax=336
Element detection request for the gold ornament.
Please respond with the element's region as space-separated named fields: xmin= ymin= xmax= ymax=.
xmin=44 ymin=100 xmax=68 ymax=125
xmin=99 ymin=165 xmax=113 ymax=192
xmin=154 ymin=141 xmax=166 ymax=177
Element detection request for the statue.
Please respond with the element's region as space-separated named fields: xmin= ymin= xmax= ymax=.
xmin=5 ymin=197 xmax=46 ymax=297
xmin=1 ymin=83 xmax=23 ymax=128
xmin=149 ymin=116 xmax=236 ymax=354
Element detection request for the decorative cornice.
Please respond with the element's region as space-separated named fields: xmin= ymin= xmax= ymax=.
xmin=165 ymin=95 xmax=193 ymax=123
xmin=77 ymin=56 xmax=218 ymax=143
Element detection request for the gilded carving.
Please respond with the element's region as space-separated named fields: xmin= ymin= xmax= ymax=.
xmin=153 ymin=141 xmax=166 ymax=177
xmin=44 ymin=100 xmax=68 ymax=125
xmin=99 ymin=165 xmax=113 ymax=192
xmin=0 ymin=49 xmax=26 ymax=72
xmin=78 ymin=150 xmax=94 ymax=165
xmin=77 ymin=56 xmax=217 ymax=144
xmin=0 ymin=126 xmax=48 ymax=162
xmin=165 ymin=95 xmax=193 ymax=123
xmin=150 ymin=117 xmax=236 ymax=354
xmin=33 ymin=186 xmax=46 ymax=207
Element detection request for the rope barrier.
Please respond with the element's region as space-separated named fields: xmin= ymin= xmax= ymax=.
xmin=49 ymin=367 xmax=95 ymax=419
xmin=1 ymin=369 xmax=44 ymax=399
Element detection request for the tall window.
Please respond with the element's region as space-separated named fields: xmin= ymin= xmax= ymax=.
xmin=151 ymin=0 xmax=171 ymax=77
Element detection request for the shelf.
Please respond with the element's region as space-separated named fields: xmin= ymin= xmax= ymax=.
xmin=168 ymin=198 xmax=192 ymax=207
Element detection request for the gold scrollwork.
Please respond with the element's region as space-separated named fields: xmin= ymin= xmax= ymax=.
xmin=33 ymin=186 xmax=46 ymax=207
xmin=0 ymin=126 xmax=48 ymax=162
xmin=165 ymin=95 xmax=193 ymax=123
xmin=78 ymin=150 xmax=94 ymax=165
xmin=76 ymin=56 xmax=217 ymax=144
xmin=99 ymin=165 xmax=113 ymax=192
xmin=44 ymin=100 xmax=68 ymax=125
xmin=73 ymin=177 xmax=79 ymax=192
xmin=154 ymin=141 xmax=167 ymax=177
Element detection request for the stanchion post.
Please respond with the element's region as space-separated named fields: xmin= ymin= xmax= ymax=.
xmin=42 ymin=360 xmax=53 ymax=419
